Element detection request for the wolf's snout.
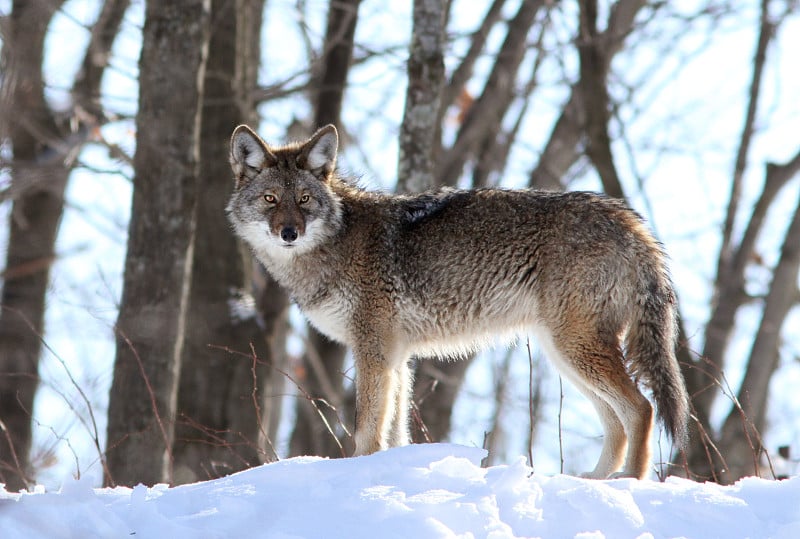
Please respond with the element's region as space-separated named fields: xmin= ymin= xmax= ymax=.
xmin=281 ymin=226 xmax=299 ymax=243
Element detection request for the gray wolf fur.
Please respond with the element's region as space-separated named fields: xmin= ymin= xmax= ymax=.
xmin=226 ymin=124 xmax=689 ymax=479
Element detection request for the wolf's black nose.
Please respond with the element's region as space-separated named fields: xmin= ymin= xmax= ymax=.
xmin=281 ymin=227 xmax=298 ymax=242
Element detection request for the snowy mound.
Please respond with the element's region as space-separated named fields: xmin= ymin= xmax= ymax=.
xmin=1 ymin=444 xmax=799 ymax=538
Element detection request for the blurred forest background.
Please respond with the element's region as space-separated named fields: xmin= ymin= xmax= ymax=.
xmin=2 ymin=0 xmax=800 ymax=492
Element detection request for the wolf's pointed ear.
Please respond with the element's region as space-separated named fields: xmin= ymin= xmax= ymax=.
xmin=298 ymin=124 xmax=338 ymax=179
xmin=230 ymin=125 xmax=276 ymax=182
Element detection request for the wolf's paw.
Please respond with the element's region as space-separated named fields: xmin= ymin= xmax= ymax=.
xmin=608 ymin=470 xmax=642 ymax=480
xmin=352 ymin=432 xmax=386 ymax=457
xmin=579 ymin=471 xmax=610 ymax=480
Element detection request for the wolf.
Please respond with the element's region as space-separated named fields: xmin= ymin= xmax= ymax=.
xmin=226 ymin=124 xmax=689 ymax=479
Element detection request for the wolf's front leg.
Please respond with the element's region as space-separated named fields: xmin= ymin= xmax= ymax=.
xmin=387 ymin=359 xmax=412 ymax=447
xmin=352 ymin=349 xmax=399 ymax=456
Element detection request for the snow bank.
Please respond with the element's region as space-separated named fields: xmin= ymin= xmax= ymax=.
xmin=1 ymin=444 xmax=798 ymax=538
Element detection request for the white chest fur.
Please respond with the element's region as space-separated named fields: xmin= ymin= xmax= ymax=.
xmin=303 ymin=294 xmax=352 ymax=345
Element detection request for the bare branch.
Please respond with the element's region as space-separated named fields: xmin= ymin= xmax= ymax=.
xmin=472 ymin=9 xmax=550 ymax=188
xmin=72 ymin=0 xmax=132 ymax=120
xmin=696 ymin=1 xmax=786 ymax=417
xmin=313 ymin=0 xmax=362 ymax=128
xmin=528 ymin=0 xmax=647 ymax=190
xmin=717 ymin=0 xmax=775 ymax=284
xmin=729 ymin=151 xmax=800 ymax=430
xmin=577 ymin=0 xmax=623 ymax=198
xmin=438 ymin=0 xmax=506 ymax=118
xmin=0 ymin=0 xmax=68 ymax=493
xmin=438 ymin=0 xmax=544 ymax=187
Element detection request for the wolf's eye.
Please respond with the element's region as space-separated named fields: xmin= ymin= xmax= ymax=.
xmin=299 ymin=194 xmax=311 ymax=204
xmin=264 ymin=194 xmax=277 ymax=204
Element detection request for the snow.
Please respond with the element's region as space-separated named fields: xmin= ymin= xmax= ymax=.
xmin=1 ymin=444 xmax=798 ymax=539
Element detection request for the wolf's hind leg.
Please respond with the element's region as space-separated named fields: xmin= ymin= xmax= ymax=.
xmin=579 ymin=394 xmax=627 ymax=479
xmin=578 ymin=342 xmax=655 ymax=479
xmin=545 ymin=328 xmax=653 ymax=479
xmin=583 ymin=357 xmax=653 ymax=478
xmin=609 ymin=390 xmax=653 ymax=479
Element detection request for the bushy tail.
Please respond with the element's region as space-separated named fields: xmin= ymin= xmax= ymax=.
xmin=626 ymin=274 xmax=689 ymax=448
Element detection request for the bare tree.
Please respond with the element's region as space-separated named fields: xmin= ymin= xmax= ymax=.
xmin=397 ymin=0 xmax=447 ymax=194
xmin=393 ymin=0 xmax=454 ymax=446
xmin=680 ymin=0 xmax=800 ymax=482
xmin=105 ymin=0 xmax=210 ymax=487
xmin=717 ymin=166 xmax=800 ymax=478
xmin=437 ymin=0 xmax=545 ymax=188
xmin=416 ymin=0 xmax=667 ymax=462
xmin=172 ymin=0 xmax=276 ymax=485
xmin=576 ymin=0 xmax=623 ymax=198
xmin=0 ymin=0 xmax=130 ymax=491
xmin=529 ymin=0 xmax=647 ymax=190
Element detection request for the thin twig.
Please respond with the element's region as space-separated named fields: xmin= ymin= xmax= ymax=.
xmin=0 ymin=418 xmax=28 ymax=489
xmin=248 ymin=342 xmax=279 ymax=461
xmin=2 ymin=305 xmax=111 ymax=484
xmin=410 ymin=398 xmax=433 ymax=443
xmin=209 ymin=344 xmax=350 ymax=456
xmin=558 ymin=375 xmax=565 ymax=474
xmin=526 ymin=338 xmax=535 ymax=471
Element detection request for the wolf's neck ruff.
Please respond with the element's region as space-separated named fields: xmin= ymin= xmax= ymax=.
xmin=226 ymin=124 xmax=689 ymax=480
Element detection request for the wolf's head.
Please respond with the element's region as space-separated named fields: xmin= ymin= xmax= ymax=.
xmin=227 ymin=125 xmax=342 ymax=259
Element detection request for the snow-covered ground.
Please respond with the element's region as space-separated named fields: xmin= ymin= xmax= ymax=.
xmin=1 ymin=444 xmax=798 ymax=539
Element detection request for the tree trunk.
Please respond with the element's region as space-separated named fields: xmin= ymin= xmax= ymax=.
xmin=411 ymin=0 xmax=547 ymax=446
xmin=0 ymin=0 xmax=128 ymax=491
xmin=716 ymin=153 xmax=800 ymax=482
xmin=172 ymin=0 xmax=275 ymax=485
xmin=576 ymin=0 xmax=623 ymax=198
xmin=314 ymin=0 xmax=361 ymax=130
xmin=397 ymin=0 xmax=446 ymax=194
xmin=0 ymin=0 xmax=64 ymax=493
xmin=289 ymin=331 xmax=352 ymax=458
xmin=105 ymin=0 xmax=210 ymax=487
xmin=236 ymin=0 xmax=292 ymax=453
xmin=411 ymin=359 xmax=471 ymax=444
xmin=682 ymin=1 xmax=792 ymax=481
